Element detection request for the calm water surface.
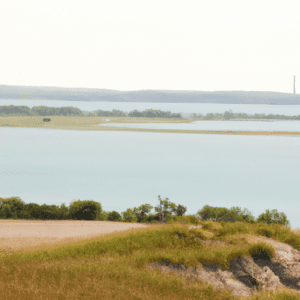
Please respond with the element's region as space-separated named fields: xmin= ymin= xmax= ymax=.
xmin=1 ymin=126 xmax=299 ymax=230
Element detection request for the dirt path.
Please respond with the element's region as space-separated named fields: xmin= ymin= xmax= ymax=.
xmin=0 ymin=220 xmax=154 ymax=257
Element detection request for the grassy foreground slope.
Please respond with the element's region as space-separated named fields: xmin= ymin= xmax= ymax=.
xmin=1 ymin=216 xmax=300 ymax=300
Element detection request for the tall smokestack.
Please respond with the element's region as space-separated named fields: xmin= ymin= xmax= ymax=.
xmin=294 ymin=76 xmax=296 ymax=94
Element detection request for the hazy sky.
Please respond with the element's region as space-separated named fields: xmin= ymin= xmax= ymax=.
xmin=1 ymin=0 xmax=299 ymax=92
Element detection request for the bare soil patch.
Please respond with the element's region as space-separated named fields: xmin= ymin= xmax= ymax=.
xmin=0 ymin=220 xmax=153 ymax=257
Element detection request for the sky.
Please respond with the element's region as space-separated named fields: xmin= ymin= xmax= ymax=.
xmin=1 ymin=0 xmax=299 ymax=93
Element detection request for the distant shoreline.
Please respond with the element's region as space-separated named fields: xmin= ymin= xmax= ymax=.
xmin=1 ymin=85 xmax=300 ymax=105
xmin=1 ymin=104 xmax=300 ymax=121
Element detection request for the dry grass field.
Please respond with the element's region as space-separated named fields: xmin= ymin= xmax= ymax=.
xmin=0 ymin=219 xmax=153 ymax=258
xmin=0 ymin=217 xmax=300 ymax=299
xmin=0 ymin=115 xmax=299 ymax=136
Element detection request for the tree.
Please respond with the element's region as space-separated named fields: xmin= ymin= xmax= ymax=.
xmin=154 ymin=195 xmax=185 ymax=223
xmin=256 ymin=209 xmax=290 ymax=227
xmin=0 ymin=204 xmax=12 ymax=219
xmin=59 ymin=203 xmax=71 ymax=220
xmin=197 ymin=205 xmax=230 ymax=222
xmin=152 ymin=110 xmax=164 ymax=118
xmin=223 ymin=110 xmax=234 ymax=120
xmin=253 ymin=113 xmax=266 ymax=120
xmin=155 ymin=197 xmax=165 ymax=222
xmin=190 ymin=113 xmax=203 ymax=120
xmin=197 ymin=205 xmax=290 ymax=227
xmin=0 ymin=197 xmax=27 ymax=219
xmin=98 ymin=210 xmax=109 ymax=221
xmin=128 ymin=110 xmax=143 ymax=117
xmin=196 ymin=205 xmax=256 ymax=224
xmin=112 ymin=109 xmax=127 ymax=117
xmin=174 ymin=204 xmax=187 ymax=217
xmin=125 ymin=197 xmax=187 ymax=224
xmin=204 ymin=113 xmax=214 ymax=120
xmin=216 ymin=206 xmax=255 ymax=224
xmin=68 ymin=199 xmax=103 ymax=221
xmin=25 ymin=203 xmax=42 ymax=220
xmin=132 ymin=204 xmax=154 ymax=223
xmin=40 ymin=204 xmax=57 ymax=220
xmin=144 ymin=110 xmax=156 ymax=118
xmin=121 ymin=208 xmax=138 ymax=223
xmin=107 ymin=211 xmax=122 ymax=222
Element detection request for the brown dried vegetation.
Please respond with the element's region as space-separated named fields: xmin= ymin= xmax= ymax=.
xmin=0 ymin=218 xmax=300 ymax=299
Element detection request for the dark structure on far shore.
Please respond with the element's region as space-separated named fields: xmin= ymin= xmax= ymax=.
xmin=1 ymin=84 xmax=300 ymax=105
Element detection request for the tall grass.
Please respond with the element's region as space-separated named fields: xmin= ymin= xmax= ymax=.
xmin=0 ymin=216 xmax=300 ymax=299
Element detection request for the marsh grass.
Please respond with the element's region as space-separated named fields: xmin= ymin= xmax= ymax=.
xmin=1 ymin=216 xmax=300 ymax=299
xmin=1 ymin=115 xmax=298 ymax=136
xmin=0 ymin=115 xmax=194 ymax=130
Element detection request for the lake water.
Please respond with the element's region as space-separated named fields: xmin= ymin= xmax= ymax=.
xmin=1 ymin=99 xmax=300 ymax=229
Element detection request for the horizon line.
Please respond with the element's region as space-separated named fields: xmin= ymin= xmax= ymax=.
xmin=0 ymin=84 xmax=295 ymax=94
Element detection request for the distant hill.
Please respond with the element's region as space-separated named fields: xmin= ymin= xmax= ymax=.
xmin=1 ymin=84 xmax=300 ymax=105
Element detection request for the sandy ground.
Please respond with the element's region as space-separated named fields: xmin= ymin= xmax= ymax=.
xmin=0 ymin=220 xmax=154 ymax=257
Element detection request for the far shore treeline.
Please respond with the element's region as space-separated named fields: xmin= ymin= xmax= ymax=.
xmin=0 ymin=105 xmax=300 ymax=121
xmin=0 ymin=105 xmax=182 ymax=119
xmin=0 ymin=195 xmax=291 ymax=228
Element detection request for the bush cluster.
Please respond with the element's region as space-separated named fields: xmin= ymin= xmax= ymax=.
xmin=0 ymin=196 xmax=291 ymax=229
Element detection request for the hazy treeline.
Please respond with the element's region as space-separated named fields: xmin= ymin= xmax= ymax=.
xmin=0 ymin=195 xmax=290 ymax=228
xmin=0 ymin=105 xmax=299 ymax=120
xmin=0 ymin=105 xmax=182 ymax=119
xmin=87 ymin=108 xmax=182 ymax=119
xmin=0 ymin=105 xmax=83 ymax=117
xmin=191 ymin=109 xmax=300 ymax=121
xmin=1 ymin=84 xmax=300 ymax=105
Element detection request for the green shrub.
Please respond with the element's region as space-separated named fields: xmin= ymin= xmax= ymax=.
xmin=24 ymin=203 xmax=42 ymax=219
xmin=168 ymin=215 xmax=186 ymax=224
xmin=0 ymin=204 xmax=12 ymax=219
xmin=145 ymin=213 xmax=159 ymax=224
xmin=0 ymin=197 xmax=27 ymax=219
xmin=184 ymin=215 xmax=198 ymax=225
xmin=220 ymin=221 xmax=226 ymax=227
xmin=107 ymin=211 xmax=123 ymax=222
xmin=255 ymin=226 xmax=275 ymax=238
xmin=17 ymin=209 xmax=32 ymax=220
xmin=98 ymin=210 xmax=109 ymax=221
xmin=40 ymin=209 xmax=56 ymax=220
xmin=256 ymin=209 xmax=290 ymax=227
xmin=68 ymin=199 xmax=103 ymax=221
xmin=121 ymin=208 xmax=138 ymax=223
xmin=164 ymin=213 xmax=174 ymax=223
xmin=133 ymin=214 xmax=147 ymax=223
xmin=248 ymin=242 xmax=275 ymax=261
xmin=227 ymin=236 xmax=249 ymax=245
xmin=214 ymin=221 xmax=248 ymax=238
xmin=201 ymin=221 xmax=217 ymax=231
